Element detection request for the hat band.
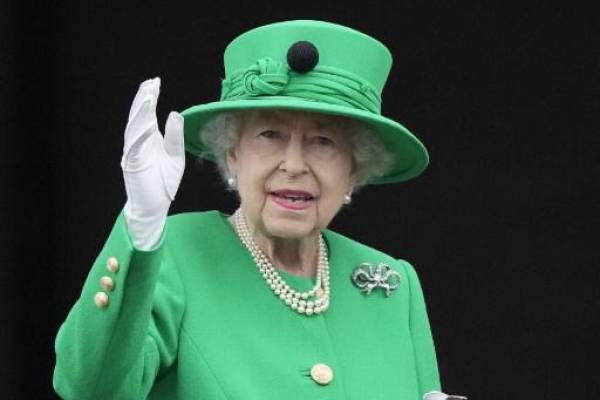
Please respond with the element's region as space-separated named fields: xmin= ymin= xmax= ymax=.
xmin=220 ymin=57 xmax=382 ymax=114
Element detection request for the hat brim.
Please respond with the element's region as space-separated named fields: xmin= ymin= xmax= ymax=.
xmin=181 ymin=97 xmax=429 ymax=184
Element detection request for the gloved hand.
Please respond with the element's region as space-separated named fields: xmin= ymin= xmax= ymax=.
xmin=121 ymin=77 xmax=185 ymax=250
xmin=423 ymin=390 xmax=468 ymax=400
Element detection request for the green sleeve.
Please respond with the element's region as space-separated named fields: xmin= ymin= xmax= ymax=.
xmin=53 ymin=210 xmax=184 ymax=399
xmin=399 ymin=259 xmax=442 ymax=397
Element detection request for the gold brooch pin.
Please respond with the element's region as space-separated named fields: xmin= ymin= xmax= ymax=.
xmin=351 ymin=263 xmax=401 ymax=296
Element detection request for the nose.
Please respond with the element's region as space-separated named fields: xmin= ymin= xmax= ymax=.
xmin=279 ymin=136 xmax=309 ymax=177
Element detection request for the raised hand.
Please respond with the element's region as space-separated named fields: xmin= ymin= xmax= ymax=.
xmin=121 ymin=77 xmax=185 ymax=250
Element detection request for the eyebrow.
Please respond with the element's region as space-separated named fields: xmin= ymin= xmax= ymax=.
xmin=314 ymin=119 xmax=341 ymax=130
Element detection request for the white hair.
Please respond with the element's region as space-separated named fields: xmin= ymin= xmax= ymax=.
xmin=198 ymin=110 xmax=393 ymax=190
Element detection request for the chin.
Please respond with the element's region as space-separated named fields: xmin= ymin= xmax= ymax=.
xmin=263 ymin=217 xmax=317 ymax=240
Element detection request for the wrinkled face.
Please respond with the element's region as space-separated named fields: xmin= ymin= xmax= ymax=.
xmin=227 ymin=109 xmax=355 ymax=240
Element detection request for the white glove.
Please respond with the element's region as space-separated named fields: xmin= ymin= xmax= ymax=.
xmin=121 ymin=77 xmax=185 ymax=251
xmin=423 ymin=390 xmax=468 ymax=400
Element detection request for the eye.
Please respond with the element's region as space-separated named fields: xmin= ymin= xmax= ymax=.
xmin=310 ymin=135 xmax=335 ymax=146
xmin=259 ymin=130 xmax=281 ymax=139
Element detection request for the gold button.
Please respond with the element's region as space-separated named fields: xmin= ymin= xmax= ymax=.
xmin=94 ymin=292 xmax=109 ymax=309
xmin=310 ymin=363 xmax=333 ymax=385
xmin=107 ymin=257 xmax=119 ymax=273
xmin=99 ymin=276 xmax=114 ymax=292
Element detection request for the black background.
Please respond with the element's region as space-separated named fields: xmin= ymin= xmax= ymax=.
xmin=1 ymin=2 xmax=598 ymax=399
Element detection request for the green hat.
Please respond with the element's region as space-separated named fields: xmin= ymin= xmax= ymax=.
xmin=181 ymin=20 xmax=429 ymax=184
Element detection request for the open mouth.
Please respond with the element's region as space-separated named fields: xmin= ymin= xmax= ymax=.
xmin=269 ymin=190 xmax=315 ymax=210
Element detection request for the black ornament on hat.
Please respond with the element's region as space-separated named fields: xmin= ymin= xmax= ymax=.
xmin=287 ymin=41 xmax=319 ymax=73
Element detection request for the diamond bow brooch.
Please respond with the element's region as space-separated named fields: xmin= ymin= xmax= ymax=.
xmin=351 ymin=263 xmax=401 ymax=296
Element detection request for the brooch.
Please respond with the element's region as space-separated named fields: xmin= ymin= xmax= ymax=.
xmin=351 ymin=263 xmax=401 ymax=296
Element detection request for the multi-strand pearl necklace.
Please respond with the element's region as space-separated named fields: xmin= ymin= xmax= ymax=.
xmin=232 ymin=208 xmax=330 ymax=316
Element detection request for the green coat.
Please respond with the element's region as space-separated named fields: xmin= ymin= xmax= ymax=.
xmin=53 ymin=210 xmax=441 ymax=399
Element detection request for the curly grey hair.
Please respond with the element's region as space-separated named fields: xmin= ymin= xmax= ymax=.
xmin=198 ymin=110 xmax=393 ymax=190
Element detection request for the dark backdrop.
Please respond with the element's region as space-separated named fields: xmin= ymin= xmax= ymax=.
xmin=1 ymin=2 xmax=598 ymax=399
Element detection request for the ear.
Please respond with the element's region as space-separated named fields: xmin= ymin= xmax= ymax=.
xmin=347 ymin=183 xmax=355 ymax=196
xmin=347 ymin=168 xmax=357 ymax=193
xmin=226 ymin=146 xmax=239 ymax=177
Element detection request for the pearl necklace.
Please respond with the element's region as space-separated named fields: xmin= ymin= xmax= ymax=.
xmin=232 ymin=208 xmax=330 ymax=316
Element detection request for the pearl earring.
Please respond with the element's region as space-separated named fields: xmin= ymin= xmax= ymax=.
xmin=343 ymin=193 xmax=352 ymax=204
xmin=227 ymin=177 xmax=237 ymax=190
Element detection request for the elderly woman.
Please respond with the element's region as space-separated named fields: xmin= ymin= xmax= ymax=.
xmin=53 ymin=20 xmax=464 ymax=400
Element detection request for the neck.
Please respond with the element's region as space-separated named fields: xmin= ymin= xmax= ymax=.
xmin=256 ymin=233 xmax=319 ymax=277
xmin=229 ymin=213 xmax=320 ymax=277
